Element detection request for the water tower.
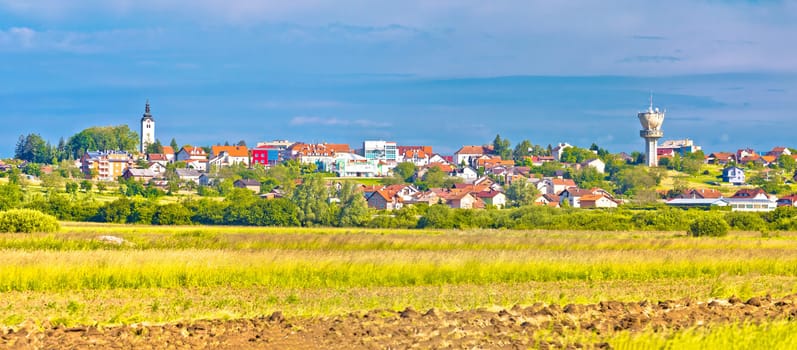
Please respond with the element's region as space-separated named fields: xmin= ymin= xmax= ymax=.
xmin=638 ymin=96 xmax=665 ymax=167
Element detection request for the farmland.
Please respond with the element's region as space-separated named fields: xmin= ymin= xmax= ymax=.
xmin=2 ymin=223 xmax=797 ymax=348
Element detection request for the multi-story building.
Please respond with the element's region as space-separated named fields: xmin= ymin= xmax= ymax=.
xmin=252 ymin=140 xmax=294 ymax=167
xmin=363 ymin=140 xmax=398 ymax=163
xmin=81 ymin=151 xmax=135 ymax=181
xmin=287 ymin=143 xmax=351 ymax=171
xmin=658 ymin=139 xmax=701 ymax=157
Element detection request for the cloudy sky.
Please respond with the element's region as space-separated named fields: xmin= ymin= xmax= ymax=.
xmin=1 ymin=0 xmax=796 ymax=156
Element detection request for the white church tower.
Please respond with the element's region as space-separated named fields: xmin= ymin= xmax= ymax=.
xmin=140 ymin=100 xmax=155 ymax=154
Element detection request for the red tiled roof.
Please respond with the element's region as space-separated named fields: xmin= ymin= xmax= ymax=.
xmin=455 ymin=145 xmax=493 ymax=155
xmin=551 ymin=178 xmax=577 ymax=187
xmin=162 ymin=146 xmax=175 ymax=155
xmin=684 ymin=188 xmax=723 ymax=199
xmin=731 ymin=188 xmax=768 ymax=198
xmin=180 ymin=146 xmax=207 ymax=156
xmin=290 ymin=143 xmax=351 ymax=156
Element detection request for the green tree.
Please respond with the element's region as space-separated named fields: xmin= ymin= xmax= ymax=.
xmin=153 ymin=203 xmax=192 ymax=225
xmin=65 ymin=125 xmax=139 ymax=159
xmin=392 ymin=162 xmax=417 ymax=182
xmin=80 ymin=180 xmax=93 ymax=192
xmin=570 ymin=166 xmax=609 ymax=190
xmin=170 ymin=138 xmax=179 ymax=151
xmin=512 ymin=140 xmax=533 ymax=161
xmin=0 ymin=183 xmax=23 ymax=210
xmin=422 ymin=167 xmax=446 ymax=188
xmin=778 ymin=154 xmax=796 ymax=173
xmin=505 ymin=180 xmax=539 ymax=207
xmin=336 ymin=181 xmax=369 ymax=227
xmin=417 ymin=204 xmax=454 ymax=228
xmin=689 ymin=216 xmax=730 ymax=237
xmin=15 ymin=133 xmax=51 ymax=163
xmin=560 ymin=146 xmax=598 ymax=164
xmin=492 ymin=134 xmax=511 ymax=159
xmin=65 ymin=181 xmax=79 ymax=194
xmin=292 ymin=175 xmax=331 ymax=226
xmin=146 ymin=139 xmax=164 ymax=154
xmin=613 ymin=167 xmax=656 ymax=196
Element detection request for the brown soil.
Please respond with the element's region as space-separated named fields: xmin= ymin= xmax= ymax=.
xmin=3 ymin=294 xmax=797 ymax=349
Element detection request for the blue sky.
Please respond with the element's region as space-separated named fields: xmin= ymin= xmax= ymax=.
xmin=1 ymin=1 xmax=796 ymax=156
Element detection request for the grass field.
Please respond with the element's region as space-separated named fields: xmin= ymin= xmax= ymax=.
xmin=2 ymin=222 xmax=797 ymax=347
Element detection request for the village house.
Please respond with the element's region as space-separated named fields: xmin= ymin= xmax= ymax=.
xmin=725 ymin=188 xmax=777 ymax=212
xmin=537 ymin=178 xmax=577 ymax=195
xmin=675 ymin=188 xmax=723 ymax=199
xmin=558 ymin=187 xmax=594 ymax=208
xmin=366 ymin=189 xmax=403 ymax=210
xmin=444 ymin=191 xmax=483 ymax=209
xmin=474 ymin=190 xmax=507 ymax=209
xmin=198 ymin=173 xmax=219 ymax=187
xmin=288 ymin=142 xmax=351 ymax=171
xmin=161 ymin=146 xmax=176 ymax=162
xmin=335 ymin=153 xmax=391 ymax=177
xmin=175 ymin=168 xmax=201 ymax=184
xmin=81 ymin=150 xmax=135 ymax=181
xmin=578 ymin=194 xmax=619 ymax=208
xmin=706 ymin=152 xmax=735 ymax=165
xmin=176 ymin=146 xmax=208 ymax=171
xmin=766 ymin=146 xmax=791 ymax=158
xmin=176 ymin=146 xmax=208 ymax=162
xmin=147 ymin=162 xmax=166 ymax=175
xmin=722 ymin=166 xmax=745 ymax=185
xmin=580 ymin=158 xmax=605 ymax=173
xmin=534 ymin=194 xmax=561 ymax=207
xmin=147 ymin=153 xmax=169 ymax=166
xmin=451 ymin=167 xmax=479 ymax=184
xmin=234 ymin=179 xmax=261 ymax=193
xmin=428 ymin=154 xmax=450 ymax=165
xmin=209 ymin=145 xmax=250 ymax=167
xmin=776 ymin=194 xmax=797 ymax=207
xmin=454 ymin=145 xmax=493 ymax=167
xmin=122 ymin=168 xmax=156 ymax=182
xmin=552 ymin=142 xmax=572 ymax=161
xmin=397 ymin=146 xmax=433 ymax=166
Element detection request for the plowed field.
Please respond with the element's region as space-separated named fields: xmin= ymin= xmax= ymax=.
xmin=4 ymin=294 xmax=797 ymax=349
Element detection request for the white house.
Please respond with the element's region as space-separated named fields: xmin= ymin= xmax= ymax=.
xmin=552 ymin=142 xmax=572 ymax=161
xmin=581 ymin=158 xmax=605 ymax=173
xmin=429 ymin=154 xmax=450 ymax=164
xmin=454 ymin=145 xmax=492 ymax=167
xmin=209 ymin=145 xmax=250 ymax=167
xmin=176 ymin=146 xmax=208 ymax=162
xmin=538 ymin=178 xmax=577 ymax=195
xmin=452 ymin=167 xmax=479 ymax=184
xmin=579 ymin=193 xmax=619 ymax=208
xmin=175 ymin=168 xmax=202 ymax=184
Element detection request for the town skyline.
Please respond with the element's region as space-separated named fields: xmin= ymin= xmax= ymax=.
xmin=2 ymin=1 xmax=796 ymax=156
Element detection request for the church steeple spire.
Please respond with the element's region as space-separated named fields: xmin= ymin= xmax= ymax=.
xmin=140 ymin=99 xmax=156 ymax=153
xmin=141 ymin=99 xmax=155 ymax=121
xmin=142 ymin=99 xmax=154 ymax=121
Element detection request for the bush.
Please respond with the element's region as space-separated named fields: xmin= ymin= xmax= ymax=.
xmin=688 ymin=216 xmax=730 ymax=237
xmin=0 ymin=209 xmax=60 ymax=233
xmin=725 ymin=212 xmax=767 ymax=231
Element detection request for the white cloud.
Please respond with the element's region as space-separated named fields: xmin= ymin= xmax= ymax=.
xmin=290 ymin=116 xmax=391 ymax=128
xmin=1 ymin=1 xmax=797 ymax=75
xmin=0 ymin=27 xmax=36 ymax=49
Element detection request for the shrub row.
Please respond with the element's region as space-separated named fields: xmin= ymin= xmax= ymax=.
xmin=16 ymin=193 xmax=797 ymax=232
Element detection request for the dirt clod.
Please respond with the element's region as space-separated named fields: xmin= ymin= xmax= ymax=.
xmin=4 ymin=294 xmax=797 ymax=349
